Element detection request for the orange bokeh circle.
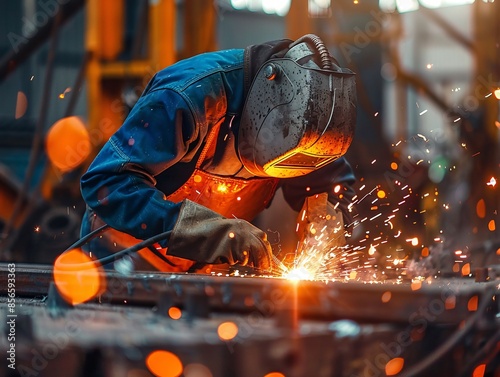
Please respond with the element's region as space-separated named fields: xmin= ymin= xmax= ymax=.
xmin=146 ymin=350 xmax=183 ymax=377
xmin=46 ymin=116 xmax=91 ymax=172
xmin=53 ymin=248 xmax=105 ymax=305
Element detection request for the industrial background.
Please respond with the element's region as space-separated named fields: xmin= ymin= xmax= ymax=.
xmin=0 ymin=1 xmax=499 ymax=377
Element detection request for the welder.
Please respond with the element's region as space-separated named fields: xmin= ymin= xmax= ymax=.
xmin=79 ymin=34 xmax=357 ymax=273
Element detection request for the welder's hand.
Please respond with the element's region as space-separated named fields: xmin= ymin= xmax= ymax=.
xmin=167 ymin=200 xmax=272 ymax=271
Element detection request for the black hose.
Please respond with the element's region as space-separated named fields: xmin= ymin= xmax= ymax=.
xmin=59 ymin=227 xmax=172 ymax=268
xmin=398 ymin=285 xmax=498 ymax=377
xmin=457 ymin=328 xmax=500 ymax=377
xmin=62 ymin=224 xmax=110 ymax=252
xmin=290 ymin=34 xmax=334 ymax=70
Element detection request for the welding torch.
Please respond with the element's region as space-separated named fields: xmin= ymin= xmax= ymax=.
xmin=291 ymin=192 xmax=346 ymax=268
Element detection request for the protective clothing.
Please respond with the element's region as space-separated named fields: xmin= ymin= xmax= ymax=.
xmin=239 ymin=34 xmax=356 ymax=178
xmin=80 ymin=36 xmax=356 ymax=272
xmin=166 ymin=119 xmax=279 ymax=221
xmin=168 ymin=200 xmax=272 ymax=270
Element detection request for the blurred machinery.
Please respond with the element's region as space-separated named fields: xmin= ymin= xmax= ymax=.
xmin=0 ymin=0 xmax=218 ymax=264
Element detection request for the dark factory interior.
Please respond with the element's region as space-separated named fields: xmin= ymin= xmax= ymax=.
xmin=0 ymin=1 xmax=499 ymax=376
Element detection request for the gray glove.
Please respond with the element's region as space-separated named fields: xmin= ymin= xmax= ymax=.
xmin=167 ymin=200 xmax=272 ymax=271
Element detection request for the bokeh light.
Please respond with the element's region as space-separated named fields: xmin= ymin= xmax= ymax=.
xmin=445 ymin=295 xmax=456 ymax=310
xmin=421 ymin=247 xmax=429 ymax=257
xmin=168 ymin=307 xmax=182 ymax=320
xmin=15 ymin=91 xmax=28 ymax=119
xmin=472 ymin=363 xmax=486 ymax=377
xmin=476 ymin=199 xmax=486 ymax=218
xmin=146 ymin=350 xmax=183 ymax=377
xmin=46 ymin=116 xmax=91 ymax=172
xmin=461 ymin=263 xmax=471 ymax=276
xmin=411 ymin=280 xmax=422 ymax=291
xmin=53 ymin=248 xmax=105 ymax=305
xmin=217 ymin=321 xmax=239 ymax=341
xmin=381 ymin=291 xmax=392 ymax=303
xmin=468 ymin=296 xmax=478 ymax=311
xmin=488 ymin=220 xmax=496 ymax=231
xmin=385 ymin=357 xmax=404 ymax=376
xmin=184 ymin=363 xmax=213 ymax=377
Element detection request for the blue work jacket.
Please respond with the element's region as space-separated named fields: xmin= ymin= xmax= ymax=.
xmin=80 ymin=48 xmax=356 ymax=252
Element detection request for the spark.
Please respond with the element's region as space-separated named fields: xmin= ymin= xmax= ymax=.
xmin=58 ymin=87 xmax=71 ymax=99
xmin=417 ymin=133 xmax=428 ymax=141
xmin=487 ymin=177 xmax=497 ymax=187
xmin=217 ymin=183 xmax=229 ymax=193
xmin=368 ymin=244 xmax=377 ymax=255
xmin=285 ymin=267 xmax=314 ymax=280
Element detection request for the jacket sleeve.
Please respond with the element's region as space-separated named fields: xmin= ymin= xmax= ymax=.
xmin=280 ymin=157 xmax=356 ymax=225
xmin=80 ymin=89 xmax=201 ymax=242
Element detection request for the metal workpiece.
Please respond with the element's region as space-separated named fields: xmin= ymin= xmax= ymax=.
xmin=0 ymin=263 xmax=496 ymax=324
xmin=0 ymin=263 xmax=498 ymax=377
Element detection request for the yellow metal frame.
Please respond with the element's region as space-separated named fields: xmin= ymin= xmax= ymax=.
xmin=85 ymin=0 xmax=176 ymax=157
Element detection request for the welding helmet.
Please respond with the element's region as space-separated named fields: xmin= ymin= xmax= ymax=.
xmin=238 ymin=34 xmax=356 ymax=178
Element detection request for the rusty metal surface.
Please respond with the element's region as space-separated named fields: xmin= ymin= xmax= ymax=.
xmin=1 ymin=263 xmax=498 ymax=377
xmin=0 ymin=263 xmax=496 ymax=324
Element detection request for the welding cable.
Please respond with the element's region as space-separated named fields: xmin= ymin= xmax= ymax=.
xmin=62 ymin=224 xmax=110 ymax=252
xmin=398 ymin=285 xmax=498 ymax=377
xmin=456 ymin=327 xmax=500 ymax=377
xmin=62 ymin=224 xmax=177 ymax=268
xmin=60 ymin=226 xmax=277 ymax=274
xmin=58 ymin=229 xmax=173 ymax=269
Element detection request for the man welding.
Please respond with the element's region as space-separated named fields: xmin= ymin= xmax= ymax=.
xmin=80 ymin=34 xmax=357 ymax=274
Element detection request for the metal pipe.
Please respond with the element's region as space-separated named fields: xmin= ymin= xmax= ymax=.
xmin=0 ymin=0 xmax=85 ymax=82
